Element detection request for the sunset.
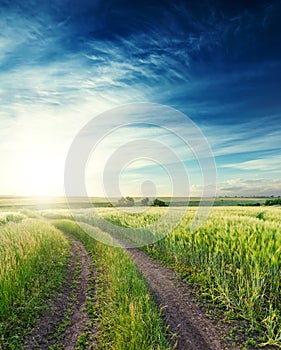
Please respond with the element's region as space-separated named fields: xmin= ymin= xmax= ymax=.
xmin=0 ymin=0 xmax=280 ymax=197
xmin=1 ymin=1 xmax=281 ymax=349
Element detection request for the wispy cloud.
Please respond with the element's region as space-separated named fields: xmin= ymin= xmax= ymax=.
xmin=218 ymin=177 xmax=281 ymax=197
xmin=0 ymin=0 xmax=280 ymax=196
xmin=222 ymin=155 xmax=281 ymax=172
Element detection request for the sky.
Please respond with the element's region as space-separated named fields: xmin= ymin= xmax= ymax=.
xmin=0 ymin=0 xmax=281 ymax=197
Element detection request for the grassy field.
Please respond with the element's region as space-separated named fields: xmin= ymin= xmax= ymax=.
xmin=101 ymin=206 xmax=281 ymax=347
xmin=0 ymin=207 xmax=171 ymax=349
xmin=1 ymin=201 xmax=281 ymax=348
xmin=40 ymin=205 xmax=281 ymax=347
xmin=0 ymin=195 xmax=273 ymax=210
xmin=52 ymin=219 xmax=171 ymax=350
xmin=0 ymin=216 xmax=70 ymax=349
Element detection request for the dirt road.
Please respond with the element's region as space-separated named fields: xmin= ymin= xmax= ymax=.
xmin=128 ymin=248 xmax=241 ymax=350
xmin=24 ymin=236 xmax=95 ymax=350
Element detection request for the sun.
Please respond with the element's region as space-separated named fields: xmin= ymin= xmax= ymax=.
xmin=18 ymin=152 xmax=62 ymax=196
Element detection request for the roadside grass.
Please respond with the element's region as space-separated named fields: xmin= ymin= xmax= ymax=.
xmin=0 ymin=211 xmax=26 ymax=225
xmin=0 ymin=219 xmax=70 ymax=350
xmin=98 ymin=208 xmax=281 ymax=348
xmin=143 ymin=215 xmax=281 ymax=347
xmin=42 ymin=206 xmax=281 ymax=347
xmin=52 ymin=219 xmax=172 ymax=350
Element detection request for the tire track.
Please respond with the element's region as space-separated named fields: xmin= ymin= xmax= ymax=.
xmin=63 ymin=236 xmax=95 ymax=350
xmin=24 ymin=235 xmax=95 ymax=350
xmin=128 ymin=248 xmax=241 ymax=350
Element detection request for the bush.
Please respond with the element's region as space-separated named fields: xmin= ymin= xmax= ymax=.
xmin=152 ymin=198 xmax=168 ymax=207
xmin=117 ymin=196 xmax=135 ymax=207
xmin=264 ymin=198 xmax=281 ymax=206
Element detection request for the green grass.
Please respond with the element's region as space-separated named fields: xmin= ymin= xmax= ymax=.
xmin=0 ymin=218 xmax=70 ymax=349
xmin=40 ymin=205 xmax=281 ymax=346
xmin=52 ymin=220 xmax=171 ymax=350
xmin=96 ymin=206 xmax=281 ymax=348
xmin=0 ymin=211 xmax=26 ymax=225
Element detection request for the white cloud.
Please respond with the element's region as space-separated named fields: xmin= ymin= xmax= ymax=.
xmin=222 ymin=155 xmax=281 ymax=172
xmin=0 ymin=8 xmax=280 ymax=197
xmin=218 ymin=177 xmax=281 ymax=196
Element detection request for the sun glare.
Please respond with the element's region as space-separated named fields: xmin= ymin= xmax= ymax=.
xmin=18 ymin=153 xmax=62 ymax=196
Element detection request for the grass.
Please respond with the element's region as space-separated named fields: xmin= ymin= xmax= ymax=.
xmin=144 ymin=214 xmax=281 ymax=341
xmin=38 ymin=205 xmax=281 ymax=346
xmin=52 ymin=219 xmax=172 ymax=350
xmin=67 ymin=206 xmax=281 ymax=348
xmin=0 ymin=211 xmax=26 ymax=225
xmin=0 ymin=218 xmax=70 ymax=349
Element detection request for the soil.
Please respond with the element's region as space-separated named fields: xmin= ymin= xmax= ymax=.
xmin=23 ymin=236 xmax=95 ymax=350
xmin=128 ymin=248 xmax=241 ymax=350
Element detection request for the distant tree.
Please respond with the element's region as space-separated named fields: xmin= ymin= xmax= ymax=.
xmin=117 ymin=197 xmax=126 ymax=206
xmin=126 ymin=196 xmax=135 ymax=206
xmin=264 ymin=198 xmax=281 ymax=206
xmin=117 ymin=196 xmax=135 ymax=206
xmin=152 ymin=198 xmax=168 ymax=207
xmin=141 ymin=197 xmax=149 ymax=206
xmin=237 ymin=202 xmax=261 ymax=207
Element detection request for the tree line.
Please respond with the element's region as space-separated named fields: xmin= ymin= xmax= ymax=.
xmin=117 ymin=197 xmax=168 ymax=207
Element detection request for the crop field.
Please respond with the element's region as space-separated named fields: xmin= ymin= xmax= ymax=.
xmin=0 ymin=215 xmax=70 ymax=349
xmin=0 ymin=209 xmax=170 ymax=350
xmin=0 ymin=202 xmax=280 ymax=349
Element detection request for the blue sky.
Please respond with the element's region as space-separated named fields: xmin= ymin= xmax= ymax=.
xmin=0 ymin=0 xmax=281 ymax=197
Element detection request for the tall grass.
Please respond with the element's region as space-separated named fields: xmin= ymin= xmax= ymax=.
xmin=41 ymin=206 xmax=281 ymax=346
xmin=0 ymin=219 xmax=70 ymax=349
xmin=101 ymin=207 xmax=281 ymax=347
xmin=52 ymin=220 xmax=171 ymax=350
xmin=0 ymin=211 xmax=26 ymax=225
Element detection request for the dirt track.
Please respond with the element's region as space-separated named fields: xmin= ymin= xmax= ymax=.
xmin=23 ymin=229 xmax=269 ymax=350
xmin=23 ymin=236 xmax=95 ymax=350
xmin=128 ymin=248 xmax=241 ymax=350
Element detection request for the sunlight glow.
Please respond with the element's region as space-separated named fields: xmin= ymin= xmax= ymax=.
xmin=17 ymin=150 xmax=63 ymax=196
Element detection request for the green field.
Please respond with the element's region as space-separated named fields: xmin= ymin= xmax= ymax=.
xmin=0 ymin=200 xmax=280 ymax=349
xmin=0 ymin=207 xmax=170 ymax=349
xmin=0 ymin=215 xmax=70 ymax=348
xmin=0 ymin=196 xmax=273 ymax=210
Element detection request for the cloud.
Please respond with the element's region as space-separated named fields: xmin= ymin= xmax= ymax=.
xmin=222 ymin=155 xmax=281 ymax=172
xmin=0 ymin=0 xmax=280 ymax=196
xmin=218 ymin=177 xmax=281 ymax=197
